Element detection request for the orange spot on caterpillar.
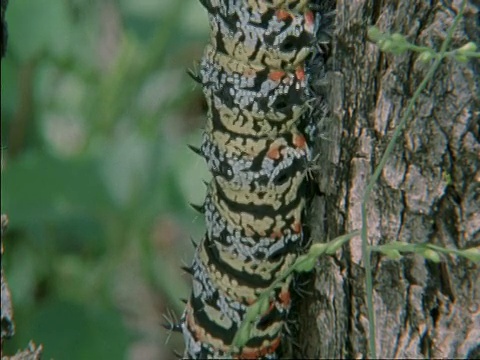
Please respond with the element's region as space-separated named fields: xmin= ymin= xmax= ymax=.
xmin=278 ymin=290 xmax=291 ymax=307
xmin=276 ymin=9 xmax=292 ymax=21
xmin=295 ymin=66 xmax=306 ymax=81
xmin=270 ymin=230 xmax=282 ymax=239
xmin=305 ymin=10 xmax=315 ymax=26
xmin=267 ymin=301 xmax=275 ymax=313
xmin=269 ymin=70 xmax=285 ymax=81
xmin=268 ymin=338 xmax=282 ymax=355
xmin=293 ymin=134 xmax=307 ymax=149
xmin=293 ymin=221 xmax=302 ymax=233
xmin=185 ymin=303 xmax=203 ymax=342
xmin=267 ymin=145 xmax=281 ymax=159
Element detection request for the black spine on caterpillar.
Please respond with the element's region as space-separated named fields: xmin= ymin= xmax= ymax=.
xmin=181 ymin=0 xmax=320 ymax=358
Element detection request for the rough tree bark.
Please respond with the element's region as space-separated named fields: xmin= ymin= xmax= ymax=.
xmin=295 ymin=0 xmax=479 ymax=358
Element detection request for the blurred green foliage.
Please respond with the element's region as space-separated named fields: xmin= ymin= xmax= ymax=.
xmin=1 ymin=0 xmax=210 ymax=358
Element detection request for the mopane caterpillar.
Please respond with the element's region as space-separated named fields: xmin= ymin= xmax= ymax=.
xmin=179 ymin=0 xmax=330 ymax=358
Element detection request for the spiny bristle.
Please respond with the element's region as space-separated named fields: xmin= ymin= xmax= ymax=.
xmin=190 ymin=237 xmax=198 ymax=248
xmin=181 ymin=265 xmax=194 ymax=276
xmin=188 ymin=144 xmax=204 ymax=157
xmin=180 ymin=298 xmax=188 ymax=305
xmin=202 ymin=180 xmax=209 ymax=188
xmin=189 ymin=203 xmax=205 ymax=214
xmin=187 ymin=69 xmax=202 ymax=84
xmin=162 ymin=322 xmax=182 ymax=333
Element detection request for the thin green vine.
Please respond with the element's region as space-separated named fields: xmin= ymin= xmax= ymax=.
xmin=371 ymin=242 xmax=480 ymax=263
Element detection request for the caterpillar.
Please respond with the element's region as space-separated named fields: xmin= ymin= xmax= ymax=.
xmin=180 ymin=0 xmax=329 ymax=358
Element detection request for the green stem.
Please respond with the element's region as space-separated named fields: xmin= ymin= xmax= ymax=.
xmin=360 ymin=1 xmax=466 ymax=358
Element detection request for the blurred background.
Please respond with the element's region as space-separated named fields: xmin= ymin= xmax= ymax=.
xmin=1 ymin=0 xmax=210 ymax=358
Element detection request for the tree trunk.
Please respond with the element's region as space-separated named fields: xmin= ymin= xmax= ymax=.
xmin=295 ymin=0 xmax=479 ymax=358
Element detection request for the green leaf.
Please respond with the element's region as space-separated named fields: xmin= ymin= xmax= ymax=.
xmin=380 ymin=249 xmax=403 ymax=260
xmin=256 ymin=296 xmax=270 ymax=315
xmin=382 ymin=241 xmax=416 ymax=252
xmin=367 ymin=26 xmax=383 ymax=42
xmin=418 ymin=50 xmax=435 ymax=62
xmin=309 ymin=243 xmax=328 ymax=257
xmin=325 ymin=238 xmax=346 ymax=255
xmin=457 ymin=42 xmax=477 ymax=53
xmin=454 ymin=54 xmax=469 ymax=63
xmin=294 ymin=255 xmax=316 ymax=273
xmin=421 ymin=249 xmax=441 ymax=263
xmin=390 ymin=33 xmax=406 ymax=43
xmin=234 ymin=321 xmax=252 ymax=349
xmin=460 ymin=247 xmax=480 ymax=263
